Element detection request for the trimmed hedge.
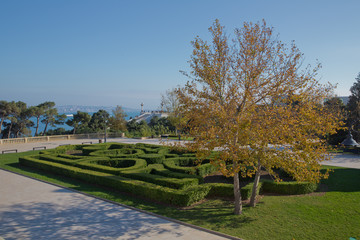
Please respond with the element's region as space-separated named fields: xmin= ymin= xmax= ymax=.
xmin=163 ymin=158 xmax=216 ymax=177
xmin=82 ymin=144 xmax=109 ymax=155
xmin=149 ymin=164 xmax=204 ymax=184
xmin=261 ymin=180 xmax=318 ymax=195
xmin=19 ymin=155 xmax=211 ymax=206
xmin=206 ymin=182 xmax=262 ymax=200
xmin=119 ymin=171 xmax=199 ymax=189
xmin=89 ymin=148 xmax=145 ymax=158
xmin=76 ymin=158 xmax=147 ymax=175
xmin=138 ymin=154 xmax=165 ymax=164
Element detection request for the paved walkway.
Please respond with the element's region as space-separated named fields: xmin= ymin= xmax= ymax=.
xmin=0 ymin=137 xmax=177 ymax=154
xmin=0 ymin=169 xmax=235 ymax=240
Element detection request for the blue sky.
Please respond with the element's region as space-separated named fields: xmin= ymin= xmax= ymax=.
xmin=1 ymin=0 xmax=359 ymax=110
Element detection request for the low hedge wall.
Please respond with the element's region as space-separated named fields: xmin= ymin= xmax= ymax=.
xmin=138 ymin=154 xmax=165 ymax=164
xmin=82 ymin=144 xmax=109 ymax=155
xmin=89 ymin=148 xmax=145 ymax=158
xmin=206 ymin=182 xmax=262 ymax=200
xmin=39 ymin=144 xmax=86 ymax=155
xmin=76 ymin=158 xmax=148 ymax=175
xmin=38 ymin=154 xmax=93 ymax=166
xmin=119 ymin=171 xmax=199 ymax=189
xmin=261 ymin=180 xmax=318 ymax=195
xmin=163 ymin=158 xmax=216 ymax=177
xmin=19 ymin=155 xmax=211 ymax=206
xmin=149 ymin=164 xmax=204 ymax=184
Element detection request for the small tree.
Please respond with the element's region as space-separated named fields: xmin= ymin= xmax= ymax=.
xmin=176 ymin=19 xmax=342 ymax=214
xmin=0 ymin=101 xmax=13 ymax=138
xmin=108 ymin=105 xmax=127 ymax=132
xmin=161 ymin=88 xmax=184 ymax=135
xmin=29 ymin=101 xmax=55 ymax=136
xmin=66 ymin=111 xmax=91 ymax=134
xmin=347 ymin=73 xmax=360 ymax=141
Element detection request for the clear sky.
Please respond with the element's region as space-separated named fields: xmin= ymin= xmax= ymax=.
xmin=1 ymin=0 xmax=359 ymax=110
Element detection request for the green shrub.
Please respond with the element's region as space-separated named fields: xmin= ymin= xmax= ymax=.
xmin=89 ymin=148 xmax=145 ymax=158
xmin=261 ymin=180 xmax=318 ymax=195
xmin=206 ymin=182 xmax=262 ymax=200
xmin=163 ymin=157 xmax=216 ymax=176
xmin=39 ymin=154 xmax=90 ymax=166
xmin=107 ymin=143 xmax=131 ymax=149
xmin=158 ymin=148 xmax=170 ymax=155
xmin=82 ymin=145 xmax=108 ymax=155
xmin=40 ymin=144 xmax=84 ymax=154
xmin=19 ymin=155 xmax=210 ymax=206
xmin=163 ymin=159 xmax=197 ymax=175
xmin=196 ymin=163 xmax=216 ymax=177
xmin=138 ymin=154 xmax=165 ymax=164
xmin=164 ymin=153 xmax=178 ymax=158
xmin=120 ymin=171 xmax=199 ymax=189
xmin=150 ymin=166 xmax=204 ymax=184
xmin=76 ymin=158 xmax=147 ymax=175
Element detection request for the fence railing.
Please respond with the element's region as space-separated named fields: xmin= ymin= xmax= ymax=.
xmin=0 ymin=132 xmax=125 ymax=145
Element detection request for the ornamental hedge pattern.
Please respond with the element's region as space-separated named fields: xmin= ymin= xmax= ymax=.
xmin=19 ymin=142 xmax=318 ymax=206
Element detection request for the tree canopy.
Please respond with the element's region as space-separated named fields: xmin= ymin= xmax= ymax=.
xmin=175 ymin=19 xmax=343 ymax=214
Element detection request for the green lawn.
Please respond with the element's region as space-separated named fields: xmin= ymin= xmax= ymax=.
xmin=1 ymin=151 xmax=359 ymax=240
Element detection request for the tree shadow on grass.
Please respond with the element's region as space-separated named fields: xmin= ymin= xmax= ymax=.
xmin=321 ymin=168 xmax=360 ymax=192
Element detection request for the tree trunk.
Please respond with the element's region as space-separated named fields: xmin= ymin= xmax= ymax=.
xmin=43 ymin=122 xmax=49 ymax=136
xmin=0 ymin=117 xmax=4 ymax=137
xmin=7 ymin=122 xmax=13 ymax=139
xmin=35 ymin=116 xmax=40 ymax=136
xmin=233 ymin=168 xmax=242 ymax=215
xmin=250 ymin=159 xmax=262 ymax=207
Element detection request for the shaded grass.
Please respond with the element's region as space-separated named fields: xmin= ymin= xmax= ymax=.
xmin=1 ymin=151 xmax=360 ymax=240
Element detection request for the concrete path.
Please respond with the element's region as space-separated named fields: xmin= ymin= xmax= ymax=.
xmin=322 ymin=153 xmax=360 ymax=169
xmin=0 ymin=169 xmax=235 ymax=240
xmin=0 ymin=137 xmax=177 ymax=154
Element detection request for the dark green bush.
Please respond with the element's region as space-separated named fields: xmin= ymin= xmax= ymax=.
xmin=261 ymin=180 xmax=318 ymax=195
xmin=89 ymin=148 xmax=145 ymax=158
xmin=138 ymin=154 xmax=165 ymax=164
xmin=120 ymin=171 xmax=198 ymax=189
xmin=206 ymin=182 xmax=262 ymax=200
xmin=196 ymin=163 xmax=216 ymax=177
xmin=19 ymin=155 xmax=210 ymax=206
xmin=82 ymin=145 xmax=108 ymax=155
xmin=163 ymin=159 xmax=197 ymax=175
xmin=39 ymin=154 xmax=91 ymax=166
xmin=76 ymin=158 xmax=147 ymax=174
xmin=164 ymin=153 xmax=178 ymax=158
xmin=163 ymin=158 xmax=216 ymax=176
xmin=150 ymin=166 xmax=203 ymax=184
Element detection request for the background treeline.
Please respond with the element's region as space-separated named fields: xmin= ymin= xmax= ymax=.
xmin=326 ymin=73 xmax=360 ymax=144
xmin=0 ymin=102 xmax=176 ymax=139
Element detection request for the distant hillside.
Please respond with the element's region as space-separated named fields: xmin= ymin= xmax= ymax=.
xmin=56 ymin=105 xmax=139 ymax=114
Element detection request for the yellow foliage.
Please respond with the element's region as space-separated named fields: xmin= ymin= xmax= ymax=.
xmin=173 ymin=19 xmax=343 ymax=188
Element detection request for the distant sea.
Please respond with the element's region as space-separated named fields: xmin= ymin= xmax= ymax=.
xmin=28 ymin=110 xmax=140 ymax=136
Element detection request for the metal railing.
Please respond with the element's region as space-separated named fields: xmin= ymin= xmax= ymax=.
xmin=0 ymin=132 xmax=125 ymax=145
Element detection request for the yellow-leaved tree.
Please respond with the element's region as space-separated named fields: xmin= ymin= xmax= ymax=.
xmin=175 ymin=19 xmax=343 ymax=215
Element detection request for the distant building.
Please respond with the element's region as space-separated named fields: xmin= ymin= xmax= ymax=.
xmin=132 ymin=111 xmax=169 ymax=123
xmin=131 ymin=103 xmax=169 ymax=123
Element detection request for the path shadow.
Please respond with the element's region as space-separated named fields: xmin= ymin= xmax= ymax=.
xmin=0 ymin=195 xmax=186 ymax=240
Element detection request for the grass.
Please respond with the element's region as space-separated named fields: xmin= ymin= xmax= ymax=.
xmin=1 ymin=151 xmax=360 ymax=240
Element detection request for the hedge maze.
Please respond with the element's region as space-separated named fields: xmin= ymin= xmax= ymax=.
xmin=19 ymin=142 xmax=318 ymax=207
